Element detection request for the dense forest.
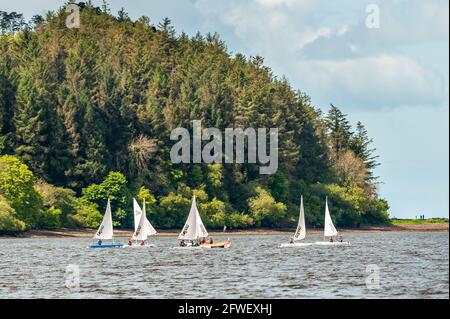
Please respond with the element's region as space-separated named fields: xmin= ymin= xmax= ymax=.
xmin=0 ymin=2 xmax=389 ymax=234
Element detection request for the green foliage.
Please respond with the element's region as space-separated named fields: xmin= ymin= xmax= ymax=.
xmin=0 ymin=5 xmax=390 ymax=232
xmin=67 ymin=201 xmax=103 ymax=229
xmin=36 ymin=181 xmax=78 ymax=227
xmin=199 ymin=197 xmax=226 ymax=228
xmin=248 ymin=187 xmax=287 ymax=227
xmin=157 ymin=192 xmax=191 ymax=228
xmin=136 ymin=186 xmax=157 ymax=208
xmin=206 ymin=164 xmax=224 ymax=199
xmin=391 ymin=218 xmax=448 ymax=225
xmin=69 ymin=204 xmax=103 ymax=228
xmin=269 ymin=172 xmax=289 ymax=203
xmin=40 ymin=206 xmax=62 ymax=229
xmin=0 ymin=195 xmax=26 ymax=233
xmin=226 ymin=212 xmax=254 ymax=229
xmin=81 ymin=171 xmax=131 ymax=227
xmin=189 ymin=166 xmax=204 ymax=188
xmin=0 ymin=155 xmax=44 ymax=228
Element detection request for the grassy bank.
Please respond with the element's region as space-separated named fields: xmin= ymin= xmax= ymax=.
xmin=391 ymin=218 xmax=449 ymax=225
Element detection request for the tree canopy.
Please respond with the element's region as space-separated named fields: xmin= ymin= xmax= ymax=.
xmin=0 ymin=3 xmax=389 ymax=233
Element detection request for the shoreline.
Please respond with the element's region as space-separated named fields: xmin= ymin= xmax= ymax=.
xmin=0 ymin=223 xmax=448 ymax=239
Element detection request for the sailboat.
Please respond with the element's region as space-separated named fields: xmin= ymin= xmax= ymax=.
xmin=88 ymin=199 xmax=124 ymax=249
xmin=124 ymin=198 xmax=157 ymax=248
xmin=315 ymin=197 xmax=350 ymax=246
xmin=279 ymin=195 xmax=313 ymax=248
xmin=176 ymin=196 xmax=231 ymax=249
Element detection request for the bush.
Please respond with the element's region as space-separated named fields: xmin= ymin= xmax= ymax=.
xmin=226 ymin=212 xmax=254 ymax=228
xmin=0 ymin=196 xmax=26 ymax=233
xmin=199 ymin=197 xmax=226 ymax=228
xmin=248 ymin=187 xmax=287 ymax=227
xmin=35 ymin=181 xmax=78 ymax=227
xmin=81 ymin=171 xmax=131 ymax=227
xmin=0 ymin=155 xmax=44 ymax=228
xmin=157 ymin=192 xmax=191 ymax=228
xmin=39 ymin=206 xmax=62 ymax=229
xmin=307 ymin=183 xmax=390 ymax=227
xmin=269 ymin=172 xmax=289 ymax=203
xmin=136 ymin=186 xmax=157 ymax=207
xmin=67 ymin=201 xmax=103 ymax=228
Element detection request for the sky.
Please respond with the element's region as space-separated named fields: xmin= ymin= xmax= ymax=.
xmin=1 ymin=0 xmax=448 ymax=218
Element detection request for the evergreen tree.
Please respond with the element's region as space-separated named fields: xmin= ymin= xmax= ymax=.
xmin=325 ymin=104 xmax=353 ymax=159
xmin=13 ymin=38 xmax=51 ymax=177
xmin=350 ymin=121 xmax=380 ymax=182
xmin=0 ymin=5 xmax=390 ymax=231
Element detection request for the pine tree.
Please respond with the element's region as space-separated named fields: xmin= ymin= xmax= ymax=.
xmin=0 ymin=50 xmax=15 ymax=153
xmin=350 ymin=121 xmax=379 ymax=182
xmin=14 ymin=64 xmax=50 ymax=176
xmin=325 ymin=104 xmax=353 ymax=159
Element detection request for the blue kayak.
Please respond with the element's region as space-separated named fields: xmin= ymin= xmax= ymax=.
xmin=88 ymin=243 xmax=124 ymax=249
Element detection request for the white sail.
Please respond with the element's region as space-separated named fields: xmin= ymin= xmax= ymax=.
xmin=178 ymin=196 xmax=208 ymax=240
xmin=324 ymin=197 xmax=338 ymax=237
xmin=94 ymin=199 xmax=114 ymax=240
xmin=293 ymin=195 xmax=306 ymax=241
xmin=133 ymin=198 xmax=143 ymax=232
xmin=133 ymin=198 xmax=157 ymax=236
xmin=142 ymin=199 xmax=157 ymax=236
xmin=132 ymin=208 xmax=148 ymax=241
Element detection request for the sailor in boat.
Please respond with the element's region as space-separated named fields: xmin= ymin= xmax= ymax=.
xmin=209 ymin=237 xmax=214 ymax=244
xmin=140 ymin=240 xmax=146 ymax=246
xmin=180 ymin=240 xmax=186 ymax=247
xmin=127 ymin=239 xmax=132 ymax=246
xmin=98 ymin=239 xmax=102 ymax=246
xmin=289 ymin=237 xmax=294 ymax=244
xmin=329 ymin=237 xmax=334 ymax=243
xmin=338 ymin=235 xmax=344 ymax=243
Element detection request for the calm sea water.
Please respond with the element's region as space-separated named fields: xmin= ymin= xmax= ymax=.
xmin=0 ymin=232 xmax=448 ymax=299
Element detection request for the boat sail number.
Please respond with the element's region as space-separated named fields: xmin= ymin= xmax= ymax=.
xmin=294 ymin=226 xmax=302 ymax=238
xmin=181 ymin=225 xmax=189 ymax=236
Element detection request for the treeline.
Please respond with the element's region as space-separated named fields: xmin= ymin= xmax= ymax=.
xmin=0 ymin=3 xmax=389 ymax=233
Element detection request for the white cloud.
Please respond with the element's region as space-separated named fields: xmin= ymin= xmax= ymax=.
xmin=193 ymin=0 xmax=448 ymax=110
xmin=254 ymin=0 xmax=313 ymax=8
xmin=296 ymin=54 xmax=445 ymax=109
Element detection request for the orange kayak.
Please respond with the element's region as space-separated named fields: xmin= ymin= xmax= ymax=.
xmin=200 ymin=241 xmax=231 ymax=249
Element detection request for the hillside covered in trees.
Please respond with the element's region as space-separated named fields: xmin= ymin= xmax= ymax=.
xmin=0 ymin=3 xmax=389 ymax=234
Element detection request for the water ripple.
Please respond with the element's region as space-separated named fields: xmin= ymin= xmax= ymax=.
xmin=0 ymin=232 xmax=448 ymax=298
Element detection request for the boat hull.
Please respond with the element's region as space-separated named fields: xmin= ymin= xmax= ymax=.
xmin=314 ymin=241 xmax=350 ymax=246
xmin=279 ymin=242 xmax=314 ymax=248
xmin=200 ymin=241 xmax=231 ymax=249
xmin=174 ymin=241 xmax=232 ymax=249
xmin=88 ymin=243 xmax=124 ymax=249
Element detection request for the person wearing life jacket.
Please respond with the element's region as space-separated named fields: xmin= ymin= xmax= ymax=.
xmin=127 ymin=239 xmax=132 ymax=246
